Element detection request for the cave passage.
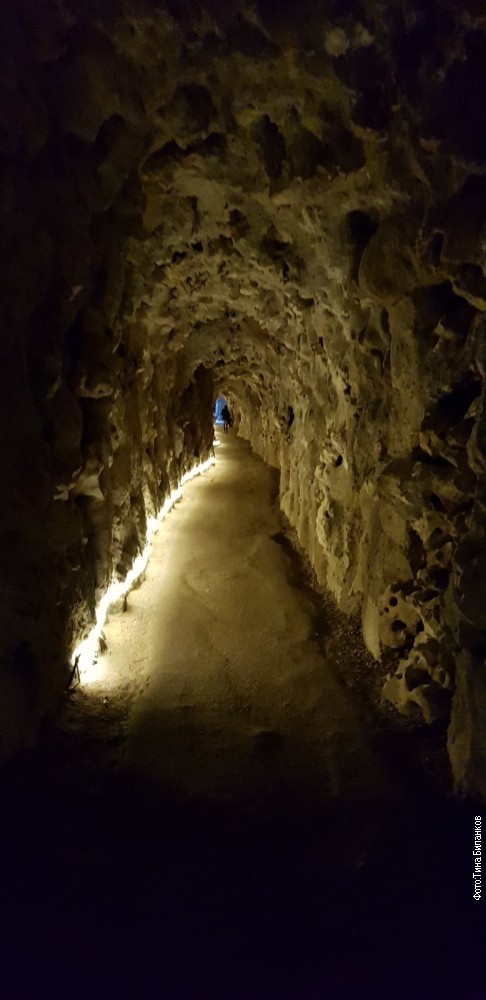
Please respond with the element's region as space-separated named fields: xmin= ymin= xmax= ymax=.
xmin=0 ymin=0 xmax=485 ymax=994
xmin=101 ymin=430 xmax=389 ymax=800
xmin=1 ymin=0 xmax=485 ymax=801
xmin=0 ymin=432 xmax=480 ymax=1000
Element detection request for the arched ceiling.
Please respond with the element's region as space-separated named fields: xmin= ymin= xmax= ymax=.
xmin=10 ymin=0 xmax=482 ymax=416
xmin=0 ymin=0 xmax=485 ymax=794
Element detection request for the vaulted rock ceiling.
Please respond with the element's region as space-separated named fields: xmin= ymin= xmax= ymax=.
xmin=1 ymin=0 xmax=485 ymax=795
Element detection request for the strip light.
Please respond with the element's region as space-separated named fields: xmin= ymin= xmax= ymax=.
xmin=71 ymin=455 xmax=216 ymax=683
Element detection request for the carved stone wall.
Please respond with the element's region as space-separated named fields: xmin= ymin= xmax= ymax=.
xmin=0 ymin=0 xmax=484 ymax=794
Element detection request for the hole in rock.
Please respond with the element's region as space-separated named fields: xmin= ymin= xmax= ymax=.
xmin=179 ymin=84 xmax=216 ymax=132
xmin=412 ymin=449 xmax=455 ymax=469
xmin=405 ymin=666 xmax=431 ymax=691
xmin=228 ymin=209 xmax=249 ymax=236
xmin=261 ymin=226 xmax=291 ymax=260
xmin=455 ymin=263 xmax=486 ymax=300
xmin=186 ymin=132 xmax=227 ymax=158
xmin=348 ymin=210 xmax=378 ymax=259
xmin=287 ymin=123 xmax=330 ymax=180
xmin=408 ymin=527 xmax=426 ymax=575
xmin=391 ymin=619 xmax=408 ymax=632
xmin=416 ymin=589 xmax=437 ymax=605
xmin=413 ymin=282 xmax=476 ymax=342
xmin=429 ymin=567 xmax=450 ymax=590
xmin=143 ymin=141 xmax=183 ymax=174
xmin=423 ymin=377 xmax=482 ymax=433
xmin=429 ymin=529 xmax=451 ymax=549
xmin=380 ymin=309 xmax=390 ymax=336
xmin=431 ymin=232 xmax=444 ymax=266
xmin=253 ymin=115 xmax=286 ymax=179
xmin=430 ymin=493 xmax=446 ymax=512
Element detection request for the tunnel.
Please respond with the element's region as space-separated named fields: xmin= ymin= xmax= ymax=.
xmin=0 ymin=1 xmax=485 ymax=997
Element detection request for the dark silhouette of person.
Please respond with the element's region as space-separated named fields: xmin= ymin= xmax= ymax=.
xmin=221 ymin=404 xmax=231 ymax=434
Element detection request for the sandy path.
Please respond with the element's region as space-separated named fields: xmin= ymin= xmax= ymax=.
xmin=0 ymin=433 xmax=479 ymax=1000
xmin=101 ymin=431 xmax=389 ymax=804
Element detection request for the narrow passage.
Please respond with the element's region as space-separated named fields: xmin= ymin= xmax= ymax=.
xmin=0 ymin=435 xmax=477 ymax=1000
xmin=114 ymin=432 xmax=389 ymax=803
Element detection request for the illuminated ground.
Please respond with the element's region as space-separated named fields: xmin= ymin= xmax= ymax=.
xmin=103 ymin=431 xmax=389 ymax=802
xmin=0 ymin=433 xmax=480 ymax=1000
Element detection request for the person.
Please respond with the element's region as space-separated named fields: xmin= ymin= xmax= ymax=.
xmin=221 ymin=403 xmax=232 ymax=434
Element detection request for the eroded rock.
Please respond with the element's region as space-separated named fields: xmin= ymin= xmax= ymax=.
xmin=0 ymin=0 xmax=485 ymax=796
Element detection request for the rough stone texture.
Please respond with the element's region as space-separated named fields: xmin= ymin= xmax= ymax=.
xmin=0 ymin=0 xmax=485 ymax=795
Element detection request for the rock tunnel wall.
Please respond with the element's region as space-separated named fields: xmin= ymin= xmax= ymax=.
xmin=0 ymin=0 xmax=485 ymax=795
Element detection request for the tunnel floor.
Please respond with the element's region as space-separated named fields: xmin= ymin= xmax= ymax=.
xmin=0 ymin=434 xmax=482 ymax=1000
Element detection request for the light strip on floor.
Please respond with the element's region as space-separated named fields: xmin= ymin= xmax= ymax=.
xmin=71 ymin=455 xmax=216 ymax=683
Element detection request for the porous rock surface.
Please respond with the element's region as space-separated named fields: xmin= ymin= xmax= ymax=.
xmin=0 ymin=0 xmax=485 ymax=795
